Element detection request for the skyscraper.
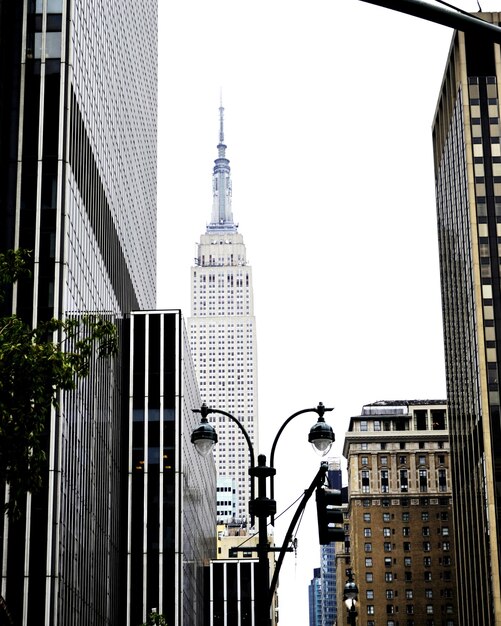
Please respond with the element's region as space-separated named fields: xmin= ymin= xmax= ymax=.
xmin=126 ymin=311 xmax=216 ymax=626
xmin=343 ymin=400 xmax=456 ymax=626
xmin=188 ymin=105 xmax=259 ymax=523
xmin=433 ymin=14 xmax=501 ymax=624
xmin=0 ymin=2 xmax=157 ymax=624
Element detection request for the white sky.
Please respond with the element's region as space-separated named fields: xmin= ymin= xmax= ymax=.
xmin=157 ymin=1 xmax=499 ymax=622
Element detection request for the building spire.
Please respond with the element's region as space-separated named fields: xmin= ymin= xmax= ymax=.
xmin=208 ymin=99 xmax=237 ymax=233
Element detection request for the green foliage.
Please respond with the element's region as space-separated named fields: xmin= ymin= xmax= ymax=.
xmin=0 ymin=250 xmax=118 ymax=516
xmin=141 ymin=612 xmax=168 ymax=626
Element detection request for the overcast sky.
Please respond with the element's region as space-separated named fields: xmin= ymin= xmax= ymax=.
xmin=157 ymin=1 xmax=498 ymax=622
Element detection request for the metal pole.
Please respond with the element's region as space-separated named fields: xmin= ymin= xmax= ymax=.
xmin=358 ymin=0 xmax=501 ymax=44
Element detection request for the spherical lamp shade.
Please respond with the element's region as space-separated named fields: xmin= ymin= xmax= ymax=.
xmin=308 ymin=417 xmax=334 ymax=456
xmin=191 ymin=418 xmax=218 ymax=457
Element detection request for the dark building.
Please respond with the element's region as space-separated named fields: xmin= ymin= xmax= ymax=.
xmin=433 ymin=13 xmax=501 ymax=624
xmin=308 ymin=567 xmax=322 ymax=626
xmin=126 ymin=310 xmax=216 ymax=626
xmin=343 ymin=401 xmax=456 ymax=626
xmin=0 ymin=1 xmax=157 ymax=624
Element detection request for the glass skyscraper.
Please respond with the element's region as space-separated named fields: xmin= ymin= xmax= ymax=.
xmin=433 ymin=13 xmax=501 ymax=625
xmin=126 ymin=311 xmax=216 ymax=626
xmin=0 ymin=2 xmax=157 ymax=624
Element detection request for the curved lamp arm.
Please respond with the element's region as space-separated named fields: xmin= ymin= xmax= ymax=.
xmin=269 ymin=403 xmax=333 ymax=524
xmin=193 ymin=403 xmax=256 ymax=521
xmin=270 ymin=403 xmax=334 ymax=469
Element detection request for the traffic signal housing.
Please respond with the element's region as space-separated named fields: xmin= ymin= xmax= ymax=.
xmin=315 ymin=486 xmax=345 ymax=545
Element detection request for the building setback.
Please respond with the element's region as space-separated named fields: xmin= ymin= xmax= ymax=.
xmin=343 ymin=400 xmax=457 ymax=626
xmin=433 ymin=14 xmax=501 ymax=624
xmin=188 ymin=105 xmax=259 ymax=523
xmin=0 ymin=2 xmax=157 ymax=624
xmin=126 ymin=311 xmax=216 ymax=626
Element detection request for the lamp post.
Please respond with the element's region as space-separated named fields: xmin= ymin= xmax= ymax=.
xmin=191 ymin=401 xmax=335 ymax=626
xmin=343 ymin=570 xmax=358 ymax=626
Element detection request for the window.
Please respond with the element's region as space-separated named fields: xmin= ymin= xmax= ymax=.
xmin=419 ymin=454 xmax=426 ymax=465
xmin=423 ymin=542 xmax=431 ymax=552
xmin=361 ymin=420 xmax=368 ymax=431
xmin=422 ymin=526 xmax=430 ymax=536
xmin=419 ymin=469 xmax=428 ymax=492
xmin=402 ymin=512 xmax=410 ymax=522
xmin=404 ymin=557 xmax=412 ymax=567
xmin=365 ymin=543 xmax=372 ymax=552
xmin=424 ymin=571 xmax=432 ymax=581
xmin=423 ymin=556 xmax=431 ymax=566
xmin=399 ymin=455 xmax=407 ymax=464
xmin=384 ymin=542 xmax=392 ymax=552
xmin=385 ymin=572 xmax=393 ymax=582
xmin=381 ymin=470 xmax=389 ymax=493
xmin=367 ymin=605 xmax=374 ymax=615
xmin=403 ymin=542 xmax=411 ymax=551
xmin=406 ymin=605 xmax=414 ymax=614
xmin=364 ymin=528 xmax=372 ymax=537
xmin=400 ymin=468 xmax=409 ymax=492
xmin=383 ymin=512 xmax=391 ymax=522
xmin=422 ymin=511 xmax=429 ymax=522
xmin=438 ymin=468 xmax=447 ymax=491
xmin=367 ymin=590 xmax=374 ymax=599
xmin=387 ymin=604 xmax=394 ymax=614
xmin=384 ymin=557 xmax=392 ymax=568
xmin=381 ymin=455 xmax=388 ymax=465
xmin=442 ymin=542 xmax=450 ymax=551
xmin=405 ymin=571 xmax=412 ymax=582
xmin=426 ymin=605 xmax=433 ymax=614
xmin=365 ymin=557 xmax=373 ymax=567
xmin=403 ymin=526 xmax=410 ymax=536
xmin=374 ymin=420 xmax=381 ymax=431
xmin=406 ymin=590 xmax=413 ymax=599
xmin=361 ymin=456 xmax=369 ymax=465
xmin=366 ymin=572 xmax=373 ymax=582
xmin=383 ymin=527 xmax=391 ymax=537
xmin=442 ymin=526 xmax=450 ymax=536
xmin=386 ymin=589 xmax=394 ymax=599
xmin=363 ymin=512 xmax=371 ymax=522
xmin=362 ymin=470 xmax=370 ymax=493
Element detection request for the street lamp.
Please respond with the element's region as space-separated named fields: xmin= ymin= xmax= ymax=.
xmin=191 ymin=401 xmax=335 ymax=626
xmin=343 ymin=570 xmax=358 ymax=626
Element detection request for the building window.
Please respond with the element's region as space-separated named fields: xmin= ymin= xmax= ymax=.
xmin=380 ymin=455 xmax=388 ymax=465
xmin=384 ymin=557 xmax=392 ymax=568
xmin=419 ymin=469 xmax=428 ymax=492
xmin=424 ymin=572 xmax=432 ymax=582
xmin=362 ymin=470 xmax=370 ymax=493
xmin=361 ymin=420 xmax=368 ymax=431
xmin=402 ymin=512 xmax=410 ymax=522
xmin=374 ymin=420 xmax=381 ymax=431
xmin=367 ymin=605 xmax=374 ymax=615
xmin=426 ymin=605 xmax=433 ymax=614
xmin=364 ymin=528 xmax=372 ymax=537
xmin=383 ymin=527 xmax=391 ymax=537
xmin=404 ymin=557 xmax=412 ymax=567
xmin=425 ymin=589 xmax=433 ymax=598
xmin=381 ymin=470 xmax=389 ymax=493
xmin=366 ymin=573 xmax=373 ymax=582
xmin=383 ymin=512 xmax=391 ymax=522
xmin=406 ymin=590 xmax=413 ymax=599
xmin=403 ymin=542 xmax=411 ymax=552
xmin=403 ymin=526 xmax=410 ymax=536
xmin=406 ymin=605 xmax=414 ymax=614
xmin=384 ymin=542 xmax=392 ymax=552
xmin=365 ymin=543 xmax=372 ymax=552
xmin=367 ymin=590 xmax=374 ymax=599
xmin=385 ymin=573 xmax=393 ymax=582
xmin=400 ymin=469 xmax=409 ymax=492
xmin=387 ymin=604 xmax=394 ymax=614
xmin=422 ymin=526 xmax=430 ymax=536
xmin=405 ymin=571 xmax=412 ymax=582
xmin=421 ymin=511 xmax=429 ymax=522
xmin=365 ymin=557 xmax=373 ymax=567
xmin=361 ymin=456 xmax=369 ymax=465
xmin=424 ymin=556 xmax=431 ymax=566
xmin=386 ymin=589 xmax=394 ymax=599
xmin=438 ymin=468 xmax=447 ymax=491
xmin=364 ymin=512 xmax=371 ymax=522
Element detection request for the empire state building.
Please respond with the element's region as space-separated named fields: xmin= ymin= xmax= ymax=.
xmin=188 ymin=106 xmax=259 ymax=523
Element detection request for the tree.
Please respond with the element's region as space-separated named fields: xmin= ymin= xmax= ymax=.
xmin=0 ymin=249 xmax=118 ymax=516
xmin=141 ymin=612 xmax=168 ymax=626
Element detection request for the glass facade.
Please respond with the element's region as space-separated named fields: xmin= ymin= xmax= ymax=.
xmin=127 ymin=311 xmax=216 ymax=626
xmin=433 ymin=19 xmax=501 ymax=625
xmin=0 ymin=1 xmax=157 ymax=624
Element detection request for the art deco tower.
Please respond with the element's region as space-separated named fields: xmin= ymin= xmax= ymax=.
xmin=433 ymin=14 xmax=501 ymax=625
xmin=188 ymin=106 xmax=259 ymax=523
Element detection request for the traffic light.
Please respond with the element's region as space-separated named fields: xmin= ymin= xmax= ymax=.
xmin=315 ymin=486 xmax=345 ymax=545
